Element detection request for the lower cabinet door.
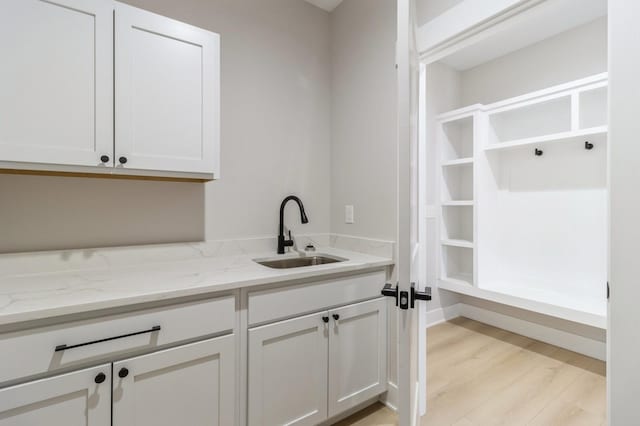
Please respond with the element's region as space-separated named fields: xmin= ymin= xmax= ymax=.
xmin=0 ymin=364 xmax=111 ymax=426
xmin=248 ymin=312 xmax=328 ymax=426
xmin=328 ymin=298 xmax=387 ymax=417
xmin=112 ymin=335 xmax=235 ymax=426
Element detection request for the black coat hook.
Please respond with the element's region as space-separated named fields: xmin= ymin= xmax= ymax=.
xmin=585 ymin=141 xmax=594 ymax=150
xmin=534 ymin=148 xmax=543 ymax=156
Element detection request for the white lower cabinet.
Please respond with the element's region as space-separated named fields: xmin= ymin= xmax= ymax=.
xmin=113 ymin=335 xmax=235 ymax=426
xmin=0 ymin=335 xmax=234 ymax=426
xmin=328 ymin=298 xmax=387 ymax=417
xmin=248 ymin=297 xmax=387 ymax=426
xmin=0 ymin=364 xmax=112 ymax=426
xmin=248 ymin=312 xmax=329 ymax=426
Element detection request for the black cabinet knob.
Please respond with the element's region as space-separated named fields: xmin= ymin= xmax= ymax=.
xmin=119 ymin=156 xmax=128 ymax=165
xmin=332 ymin=314 xmax=340 ymax=321
xmin=322 ymin=316 xmax=329 ymax=323
xmin=94 ymin=372 xmax=106 ymax=384
xmin=118 ymin=367 xmax=129 ymax=378
xmin=100 ymin=155 xmax=110 ymax=163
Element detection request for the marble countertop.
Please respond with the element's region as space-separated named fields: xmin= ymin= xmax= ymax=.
xmin=0 ymin=243 xmax=393 ymax=327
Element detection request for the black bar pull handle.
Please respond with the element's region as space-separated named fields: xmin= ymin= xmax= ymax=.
xmin=55 ymin=325 xmax=161 ymax=352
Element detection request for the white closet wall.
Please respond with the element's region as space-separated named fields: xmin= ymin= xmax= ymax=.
xmin=427 ymin=16 xmax=608 ymax=328
xmin=460 ymin=17 xmax=607 ymax=106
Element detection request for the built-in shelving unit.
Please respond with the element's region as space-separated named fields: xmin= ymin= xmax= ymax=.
xmin=434 ymin=74 xmax=608 ymax=328
xmin=436 ymin=108 xmax=480 ymax=287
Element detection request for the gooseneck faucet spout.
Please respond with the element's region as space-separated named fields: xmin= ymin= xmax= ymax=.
xmin=278 ymin=195 xmax=309 ymax=254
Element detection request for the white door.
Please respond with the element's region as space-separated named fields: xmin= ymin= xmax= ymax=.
xmin=114 ymin=3 xmax=220 ymax=175
xmin=248 ymin=312 xmax=328 ymax=426
xmin=328 ymin=298 xmax=387 ymax=417
xmin=609 ymin=1 xmax=640 ymax=423
xmin=0 ymin=364 xmax=111 ymax=426
xmin=397 ymin=0 xmax=424 ymax=424
xmin=0 ymin=0 xmax=114 ymax=168
xmin=112 ymin=335 xmax=235 ymax=426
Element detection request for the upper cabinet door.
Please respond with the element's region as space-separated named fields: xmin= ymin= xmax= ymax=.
xmin=0 ymin=0 xmax=114 ymax=168
xmin=0 ymin=364 xmax=111 ymax=426
xmin=114 ymin=3 xmax=220 ymax=176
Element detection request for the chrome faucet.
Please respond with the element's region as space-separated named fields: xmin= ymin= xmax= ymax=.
xmin=278 ymin=196 xmax=308 ymax=254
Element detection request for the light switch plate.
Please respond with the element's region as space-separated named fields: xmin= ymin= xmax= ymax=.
xmin=345 ymin=205 xmax=354 ymax=224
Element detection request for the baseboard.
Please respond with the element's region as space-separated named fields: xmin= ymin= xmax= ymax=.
xmin=426 ymin=303 xmax=606 ymax=361
xmin=426 ymin=303 xmax=461 ymax=327
xmin=380 ymin=381 xmax=398 ymax=411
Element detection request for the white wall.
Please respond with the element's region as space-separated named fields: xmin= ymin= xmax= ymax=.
xmin=0 ymin=0 xmax=332 ymax=253
xmin=329 ymin=0 xmax=397 ymax=241
xmin=416 ymin=0 xmax=464 ymax=26
xmin=460 ymin=17 xmax=607 ymax=106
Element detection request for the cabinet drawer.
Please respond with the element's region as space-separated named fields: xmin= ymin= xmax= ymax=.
xmin=0 ymin=295 xmax=234 ymax=386
xmin=248 ymin=270 xmax=385 ymax=326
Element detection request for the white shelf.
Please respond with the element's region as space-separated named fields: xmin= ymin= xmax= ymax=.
xmin=484 ymin=126 xmax=607 ymax=152
xmin=441 ymin=239 xmax=474 ymax=248
xmin=442 ymin=200 xmax=473 ymax=206
xmin=437 ymin=279 xmax=606 ymax=329
xmin=441 ymin=158 xmax=473 ymax=167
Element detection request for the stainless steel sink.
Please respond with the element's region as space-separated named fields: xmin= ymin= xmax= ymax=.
xmin=254 ymin=254 xmax=346 ymax=269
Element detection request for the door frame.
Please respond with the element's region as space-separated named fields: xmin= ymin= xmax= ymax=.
xmin=413 ymin=0 xmax=611 ymax=422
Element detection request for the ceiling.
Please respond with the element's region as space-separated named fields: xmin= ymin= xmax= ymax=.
xmin=439 ymin=0 xmax=607 ymax=70
xmin=303 ymin=0 xmax=344 ymax=12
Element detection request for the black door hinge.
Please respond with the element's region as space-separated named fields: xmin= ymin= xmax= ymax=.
xmin=607 ymin=281 xmax=610 ymax=300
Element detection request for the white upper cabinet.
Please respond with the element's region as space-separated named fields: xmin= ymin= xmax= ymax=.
xmin=0 ymin=0 xmax=114 ymax=168
xmin=114 ymin=3 xmax=220 ymax=176
xmin=0 ymin=0 xmax=220 ymax=179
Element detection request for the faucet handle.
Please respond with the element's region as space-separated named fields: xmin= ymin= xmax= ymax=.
xmin=288 ymin=230 xmax=292 ymax=241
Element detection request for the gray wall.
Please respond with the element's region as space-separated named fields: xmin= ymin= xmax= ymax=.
xmin=0 ymin=0 xmax=332 ymax=253
xmin=329 ymin=0 xmax=397 ymax=241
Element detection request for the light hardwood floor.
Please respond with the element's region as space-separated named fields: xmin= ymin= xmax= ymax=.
xmin=334 ymin=317 xmax=606 ymax=426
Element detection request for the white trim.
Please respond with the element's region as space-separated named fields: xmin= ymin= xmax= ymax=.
xmin=459 ymin=304 xmax=606 ymax=361
xmin=412 ymin=384 xmax=420 ymax=426
xmin=425 ymin=303 xmax=462 ymax=328
xmin=380 ymin=381 xmax=398 ymax=412
xmin=438 ymin=279 xmax=606 ymax=329
xmin=418 ymin=0 xmax=544 ymax=63
xmin=417 ymin=0 xmax=536 ymax=55
xmin=426 ymin=303 xmax=606 ymax=361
